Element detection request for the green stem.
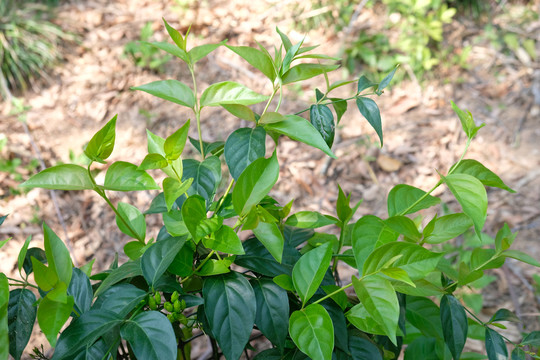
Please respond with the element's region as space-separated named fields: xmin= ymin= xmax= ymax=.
xmin=463 ymin=306 xmax=518 ymax=346
xmin=189 ymin=65 xmax=204 ymax=159
xmin=7 ymin=277 xmax=25 ymax=283
xmin=397 ymin=180 xmax=443 ymax=216
xmin=294 ymin=93 xmax=374 ymax=116
xmin=275 ymin=85 xmax=283 ymax=112
xmin=312 ymin=283 xmax=353 ymax=306
xmin=180 ymin=250 xmax=217 ymax=284
xmin=447 ymin=137 xmax=472 ymax=176
xmin=261 ymin=86 xmax=279 ymax=117
xmin=331 ymin=224 xmax=346 ymax=276
xmin=214 ymin=179 xmax=234 ymax=215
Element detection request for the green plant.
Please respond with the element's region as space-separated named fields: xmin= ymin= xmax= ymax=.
xmin=124 ymin=22 xmax=173 ymax=73
xmin=2 ymin=20 xmax=540 ymax=360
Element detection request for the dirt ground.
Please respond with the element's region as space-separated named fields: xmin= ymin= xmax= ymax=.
xmin=1 ymin=0 xmax=539 ymax=358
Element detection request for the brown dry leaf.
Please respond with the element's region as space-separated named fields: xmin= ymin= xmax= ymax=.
xmin=377 ymin=154 xmax=402 ymax=172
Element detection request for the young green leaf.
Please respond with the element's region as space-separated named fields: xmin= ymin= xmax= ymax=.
xmin=292 ymin=242 xmax=333 ymax=305
xmin=202 ymin=225 xmax=245 ymax=255
xmin=224 ymin=127 xmax=266 ymax=180
xmin=281 ymin=40 xmax=303 ymax=75
xmin=37 ymin=295 xmax=74 ymax=347
xmin=282 ymin=63 xmax=340 ymax=84
xmin=451 ymin=159 xmax=515 ymax=193
xmin=309 ymin=104 xmax=335 ymax=148
xmin=138 ymin=153 xmax=168 ymax=171
xmin=20 ymin=164 xmax=94 ymax=191
xmin=222 ymin=104 xmax=257 ymax=122
xmin=0 ymin=274 xmax=8 ymax=360
xmin=162 ymin=18 xmax=186 ymax=50
xmin=503 ymin=250 xmax=540 ymax=267
xmin=226 ymin=45 xmax=276 ymax=82
xmin=485 ymin=327 xmax=508 ymax=360
xmin=451 ymin=101 xmax=484 ymax=139
xmin=163 ymin=177 xmax=192 ymax=212
xmin=273 ymin=274 xmax=295 ymax=292
xmin=357 ymin=75 xmax=376 ymax=93
xmin=384 ymin=216 xmax=422 ymax=242
xmin=132 ymin=80 xmax=195 ymax=109
xmin=443 ymin=174 xmax=487 ymax=237
xmin=423 ymin=213 xmax=473 ymax=244
xmin=115 ymin=202 xmax=146 ymax=241
xmin=17 ymin=235 xmax=31 ymax=275
xmin=275 ymin=27 xmax=292 ymax=51
xmin=289 ymin=303 xmax=334 ymax=360
xmin=347 ymin=303 xmax=388 ymax=337
xmin=31 ymin=257 xmax=57 ymax=291
xmin=233 ymin=153 xmax=279 ymax=216
xmin=144 ymin=41 xmax=189 ymax=63
xmin=197 ymin=258 xmax=234 ymax=276
xmin=8 ymin=289 xmax=36 ymax=360
xmin=356 ymin=96 xmax=383 ymax=147
xmin=84 ymin=114 xmax=117 ymax=163
xmin=121 ymin=311 xmax=177 ymax=360
xmin=200 ymin=81 xmax=268 ymax=107
xmin=285 ymin=211 xmax=337 ymax=228
xmin=43 ymin=223 xmax=73 ymax=287
xmin=182 ymin=195 xmax=221 ymax=242
xmin=141 ymin=237 xmax=186 ymax=286
xmin=189 ymin=40 xmax=227 ymax=64
xmin=264 ymin=115 xmax=336 ymax=158
xmin=387 ymin=184 xmax=441 ymax=217
xmin=352 ymin=275 xmax=399 ymax=345
xmin=330 ymin=98 xmax=348 ymax=123
xmin=103 ymin=161 xmax=159 ymax=191
xmin=377 ymin=65 xmax=399 ymax=93
xmin=253 ymin=221 xmax=285 ymax=263
xmin=494 ymin=223 xmax=515 ymax=253
xmin=203 ymin=272 xmax=256 ymax=360
xmin=164 ymin=120 xmax=190 ymax=161
xmin=440 ymin=295 xmax=468 ymax=360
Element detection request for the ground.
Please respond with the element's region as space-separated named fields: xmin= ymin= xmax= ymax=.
xmin=0 ymin=0 xmax=539 ymax=358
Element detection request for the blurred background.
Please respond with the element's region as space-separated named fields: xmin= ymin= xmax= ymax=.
xmin=0 ymin=0 xmax=539 ymax=357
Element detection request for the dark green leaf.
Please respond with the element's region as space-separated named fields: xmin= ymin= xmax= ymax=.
xmin=37 ymin=295 xmax=74 ymax=347
xmin=289 ymin=303 xmax=334 ymax=360
xmin=8 ymin=289 xmax=36 ymax=360
xmin=43 ymin=223 xmax=72 ymax=287
xmin=356 ymin=97 xmax=383 ymax=147
xmin=167 ymin=243 xmax=194 ymax=277
xmin=226 ymin=45 xmax=276 ymax=81
xmin=511 ymin=348 xmax=526 ymax=360
xmin=164 ymin=120 xmax=190 ymax=161
xmin=0 ymin=274 xmax=8 ymax=360
xmin=282 ymin=64 xmax=340 ymax=84
xmin=203 ymin=272 xmax=256 ymax=360
xmin=182 ymin=156 xmax=221 ymax=204
xmin=92 ymin=284 xmax=147 ymax=317
xmin=20 ymin=164 xmax=94 ymax=191
xmin=115 ymin=202 xmax=146 ymax=241
xmin=521 ymin=331 xmax=540 ymax=347
xmin=84 ymin=114 xmax=117 ymax=163
xmin=132 ymin=80 xmax=195 ymax=108
xmin=103 ymin=161 xmax=159 ymax=191
xmin=330 ymin=98 xmax=347 ymax=123
xmin=285 ymin=211 xmax=337 ymax=228
xmin=377 ymin=65 xmax=399 ymax=93
xmin=404 ymin=337 xmax=439 ymax=360
xmin=201 ymin=81 xmax=268 ymax=107
xmin=357 ymin=75 xmax=376 ymax=93
xmin=310 ymin=104 xmax=335 ymax=148
xmin=406 ymin=296 xmax=442 ymax=339
xmin=67 ymin=268 xmax=92 ymax=315
xmin=141 ymin=237 xmax=186 ymax=286
xmin=253 ymin=221 xmax=285 ymax=262
xmin=489 ymin=309 xmax=520 ymax=324
xmin=284 ymin=225 xmax=315 ymax=247
xmin=251 ymin=278 xmax=289 ymax=350
xmin=188 ymin=137 xmax=225 ymax=157
xmin=387 ymin=184 xmax=441 ymax=217
xmin=235 ymin=238 xmax=292 ymax=277
xmin=452 ymin=159 xmax=515 ymax=193
xmin=224 ymin=127 xmax=266 ymax=180
xmin=485 ymin=327 xmax=508 ymax=360
xmin=441 ymin=295 xmax=468 ymax=359
xmin=22 ymin=247 xmax=46 ymax=277
xmin=189 ymin=40 xmax=226 ymax=64
xmin=348 ymin=332 xmax=383 ymax=360
xmin=121 ymin=311 xmax=177 ymax=360
xmin=203 ymin=225 xmax=245 ymax=255
xmin=94 ymin=259 xmax=143 ymax=297
xmin=292 ymin=242 xmax=333 ymax=305
xmin=423 ymin=213 xmax=473 ymax=244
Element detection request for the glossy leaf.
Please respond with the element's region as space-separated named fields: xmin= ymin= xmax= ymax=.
xmin=233 ymin=153 xmax=279 ymax=216
xmin=289 ymin=303 xmax=334 ymax=360
xmin=253 ymin=221 xmax=284 ymax=262
xmin=182 ymin=195 xmax=221 ymax=242
xmin=164 ymin=120 xmax=190 ymax=161
xmin=406 ymin=296 xmax=442 ymax=339
xmin=441 ymin=295 xmax=468 ymax=359
xmin=141 ymin=237 xmax=186 ymax=286
xmin=443 ymin=174 xmax=487 ymax=236
xmin=67 ymin=268 xmax=92 ymax=315
xmin=423 ymin=213 xmax=473 ymax=244
xmin=163 ymin=177 xmax=192 ymax=212
xmin=203 ymin=225 xmax=245 ymax=255
xmin=347 ymin=303 xmax=388 ymax=336
xmin=203 ymin=272 xmax=256 ymax=360
xmin=281 ymin=63 xmax=340 ymax=84
xmin=264 ymin=115 xmax=336 ymax=158
xmin=452 ymin=159 xmax=515 ymax=193
xmin=92 ymin=283 xmax=147 ymax=317
xmin=43 ymin=223 xmax=72 ymax=287
xmin=189 ymin=137 xmax=225 ymax=157
xmin=94 ymin=259 xmax=143 ymax=297
xmin=384 ymin=216 xmax=421 ymax=241
xmin=197 ymin=258 xmax=234 ymax=276
xmin=138 ymin=153 xmax=168 ymax=171
xmin=201 ymin=81 xmax=268 ymax=107
xmin=285 ymin=211 xmax=337 ymax=228
xmin=273 ymin=274 xmax=295 ymax=292
xmin=103 ymin=161 xmax=159 ymax=191
xmin=17 ymin=236 xmax=32 ymax=275
xmin=352 ymin=275 xmax=399 ymax=344
xmin=38 ymin=295 xmax=74 ymax=347
xmin=235 ymin=238 xmax=293 ymax=277
xmin=489 ymin=309 xmax=520 ymax=324
xmin=0 ymin=274 xmax=8 ymax=360
xmin=310 ymin=104 xmax=335 ymax=148
xmin=292 ymin=242 xmax=333 ymax=305
xmin=251 ymin=278 xmax=289 ymax=350
xmin=121 ymin=311 xmax=177 ymax=360
xmin=132 ymin=80 xmax=195 ymax=108
xmin=226 ymin=45 xmax=276 ymax=81
xmin=31 ymin=256 xmax=57 ymax=291
xmin=348 ymin=332 xmax=383 ymax=360
xmin=84 ymin=114 xmax=117 ymax=163
xmin=189 ymin=40 xmax=226 ymax=64
xmin=356 ymin=97 xmax=383 ymax=146
xmin=167 ymin=243 xmax=194 ymax=277
xmin=260 ymin=112 xmax=284 ymax=125
xmin=387 ymin=184 xmax=441 ymax=216
xmin=182 ymin=156 xmax=221 ymax=203
xmin=115 ymin=202 xmax=146 ymax=241
xmin=8 ymin=289 xmax=36 ymax=360
xmin=485 ymin=327 xmax=508 ymax=360
xmin=20 ymin=164 xmax=94 ymax=191
xmin=224 ymin=127 xmax=266 ymax=180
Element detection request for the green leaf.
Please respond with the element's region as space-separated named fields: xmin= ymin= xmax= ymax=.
xmin=387 ymin=184 xmax=441 ymax=217
xmin=309 ymin=104 xmax=335 ymax=148
xmin=189 ymin=40 xmax=226 ymax=64
xmin=43 ymin=223 xmax=73 ymax=287
xmin=162 ymin=18 xmax=186 ymax=50
xmin=20 ymin=164 xmax=94 ymax=191
xmin=264 ymin=115 xmax=336 ymax=158
xmin=203 ymin=225 xmax=245 ymax=255
xmin=37 ymin=295 xmax=74 ymax=347
xmin=406 ymin=296 xmax=442 ymax=339
xmin=132 ymin=80 xmax=195 ymax=108
xmin=260 ymin=112 xmax=285 ymax=125
xmin=494 ymin=224 xmax=515 ymax=253
xmin=441 ymin=295 xmax=468 ymax=359
xmin=226 ymin=45 xmax=276 ymax=81
xmin=233 ymin=153 xmax=279 ymax=216
xmin=377 ymin=65 xmax=399 ymax=93
xmin=357 ymin=75 xmax=376 ymax=93
xmin=182 ymin=195 xmax=221 ymax=242
xmin=94 ymin=259 xmax=143 ymax=297
xmin=251 ymin=278 xmax=289 ymax=350
xmin=276 ymin=27 xmax=292 ymax=51
xmin=381 ymin=268 xmax=415 ymax=287
xmin=352 ymin=215 xmax=398 ymax=275
xmin=273 ymin=274 xmax=295 ymax=292
xmin=144 ymin=41 xmax=189 ymax=62
xmin=167 ymin=242 xmax=194 ymax=277
xmin=67 ymin=268 xmax=92 ymax=315
xmin=0 ymin=274 xmax=8 ymax=360
xmin=521 ymin=331 xmax=540 ymax=347
xmin=189 ymin=137 xmax=225 ymax=157
xmin=384 ymin=216 xmax=422 ymax=241
xmin=336 ymin=184 xmax=352 ymax=223
xmin=285 ymin=211 xmax=337 ymax=228
xmin=352 ymin=275 xmax=399 ymax=345
xmin=423 ymin=213 xmax=473 ymax=244
xmin=348 ymin=332 xmax=383 ymax=360
xmin=163 ymin=177 xmax=192 ymax=212
xmin=452 ymin=159 xmax=515 ymax=193
xmin=222 ymin=104 xmax=256 ymax=122
xmin=404 ymin=337 xmax=439 ymax=360
xmin=451 ymin=101 xmax=484 ymax=139
xmin=121 ymin=311 xmax=177 ymax=360
xmin=347 ymin=303 xmax=388 ymax=336
xmin=282 ymin=63 xmax=340 ymax=84
xmin=138 ymin=154 xmax=168 ymax=171
xmin=224 ymin=127 xmax=266 ymax=180
xmin=115 ymin=202 xmax=146 ymax=241
xmin=363 ymin=242 xmax=442 ymax=280
xmin=511 ymin=348 xmax=526 ymax=360
xmin=8 ymin=289 xmax=36 ymax=360
xmin=356 ymin=97 xmax=383 ymax=147
xmin=292 ymin=242 xmax=333 ymax=305
xmin=253 ymin=221 xmax=285 ymax=263
xmin=103 ymin=161 xmax=159 ymax=191
xmin=503 ymin=250 xmax=540 ymax=267
xmin=84 ymin=114 xmax=117 ymax=163
xmin=162 ymin=210 xmax=189 ymax=237
xmin=141 ymin=237 xmax=186 ymax=286
xmin=52 ymin=310 xmax=123 ymax=360
xmin=197 ymin=258 xmax=234 ymax=276
xmin=443 ymin=174 xmax=487 ymax=236
xmin=31 ymin=257 xmax=57 ymax=291
xmin=201 ymin=81 xmax=268 ymax=107
xmin=182 ymin=156 xmax=221 ymax=203
xmin=92 ymin=284 xmax=147 ymax=318
xmin=289 ymin=303 xmax=334 ymax=360
xmin=164 ymin=120 xmax=190 ymax=161
xmin=485 ymin=327 xmax=508 ymax=360
xmin=330 ymin=98 xmax=348 ymax=123
xmin=17 ymin=236 xmax=32 ymax=275
xmin=203 ymin=272 xmax=256 ymax=360
xmin=489 ymin=309 xmax=520 ymax=324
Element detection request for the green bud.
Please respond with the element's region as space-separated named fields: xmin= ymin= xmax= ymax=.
xmin=148 ymin=296 xmax=157 ymax=310
xmin=180 ymin=299 xmax=186 ymax=311
xmin=173 ymin=299 xmax=182 ymax=313
xmin=171 ymin=291 xmax=179 ymax=302
xmin=167 ymin=313 xmax=175 ymax=323
xmin=177 ymin=313 xmax=188 ymax=326
xmin=154 ymin=292 xmax=161 ymax=304
xmin=164 ymin=301 xmax=174 ymax=312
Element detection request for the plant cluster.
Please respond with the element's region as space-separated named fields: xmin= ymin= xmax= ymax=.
xmin=2 ymin=20 xmax=540 ymax=360
xmin=124 ymin=22 xmax=173 ymax=73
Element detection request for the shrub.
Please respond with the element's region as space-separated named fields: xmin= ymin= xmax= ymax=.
xmin=1 ymin=20 xmax=540 ymax=360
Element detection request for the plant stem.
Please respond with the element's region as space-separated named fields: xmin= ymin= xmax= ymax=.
xmin=294 ymin=93 xmax=374 ymax=116
xmin=180 ymin=250 xmax=216 ymax=284
xmin=312 ymin=282 xmax=353 ymax=306
xmin=213 ymin=179 xmax=234 ymax=215
xmin=262 ymin=86 xmax=279 ymax=117
xmin=275 ymin=85 xmax=283 ymax=112
xmin=189 ymin=64 xmax=204 ymax=159
xmin=397 ymin=180 xmax=443 ymax=216
xmin=331 ymin=224 xmax=346 ymax=280
xmin=447 ymin=137 xmax=472 ymax=175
